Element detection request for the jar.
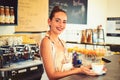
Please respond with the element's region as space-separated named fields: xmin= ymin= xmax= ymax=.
xmin=0 ymin=6 xmax=5 ymax=23
xmin=81 ymin=30 xmax=87 ymax=43
xmin=86 ymin=29 xmax=92 ymax=43
xmin=97 ymin=29 xmax=104 ymax=43
xmin=97 ymin=25 xmax=104 ymax=44
xmin=93 ymin=29 xmax=97 ymax=43
xmin=5 ymin=6 xmax=10 ymax=24
xmin=10 ymin=7 xmax=15 ymax=23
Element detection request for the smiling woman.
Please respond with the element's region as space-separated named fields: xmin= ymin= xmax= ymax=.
xmin=40 ymin=6 xmax=97 ymax=80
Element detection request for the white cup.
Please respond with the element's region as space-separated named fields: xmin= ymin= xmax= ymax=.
xmin=91 ymin=63 xmax=104 ymax=74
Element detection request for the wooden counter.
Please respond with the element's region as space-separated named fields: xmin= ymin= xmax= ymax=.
xmin=60 ymin=55 xmax=120 ymax=80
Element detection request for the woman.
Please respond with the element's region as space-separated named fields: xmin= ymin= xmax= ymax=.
xmin=40 ymin=6 xmax=97 ymax=80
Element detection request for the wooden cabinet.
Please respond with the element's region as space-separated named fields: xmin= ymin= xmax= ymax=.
xmin=15 ymin=0 xmax=48 ymax=32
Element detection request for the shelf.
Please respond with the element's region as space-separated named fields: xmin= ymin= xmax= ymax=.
xmin=66 ymin=41 xmax=106 ymax=46
xmin=66 ymin=41 xmax=120 ymax=46
xmin=66 ymin=41 xmax=120 ymax=50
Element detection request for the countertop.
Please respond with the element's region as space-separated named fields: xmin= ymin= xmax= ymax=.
xmin=60 ymin=55 xmax=120 ymax=80
xmin=0 ymin=59 xmax=42 ymax=71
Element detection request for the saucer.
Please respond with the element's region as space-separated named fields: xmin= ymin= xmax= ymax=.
xmin=97 ymin=70 xmax=106 ymax=75
xmin=91 ymin=70 xmax=106 ymax=75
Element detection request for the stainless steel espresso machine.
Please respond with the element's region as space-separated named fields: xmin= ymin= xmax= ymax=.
xmin=0 ymin=44 xmax=43 ymax=80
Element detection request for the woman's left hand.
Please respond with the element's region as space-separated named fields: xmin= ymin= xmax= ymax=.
xmin=80 ymin=65 xmax=97 ymax=76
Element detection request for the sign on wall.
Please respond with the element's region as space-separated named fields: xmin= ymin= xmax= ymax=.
xmin=107 ymin=17 xmax=120 ymax=37
xmin=49 ymin=0 xmax=88 ymax=24
xmin=15 ymin=0 xmax=48 ymax=32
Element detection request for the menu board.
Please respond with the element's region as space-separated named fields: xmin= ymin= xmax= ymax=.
xmin=15 ymin=0 xmax=48 ymax=32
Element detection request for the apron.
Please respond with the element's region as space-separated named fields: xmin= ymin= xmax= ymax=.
xmin=46 ymin=33 xmax=73 ymax=72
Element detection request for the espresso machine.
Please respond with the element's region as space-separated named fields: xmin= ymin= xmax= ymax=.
xmin=0 ymin=44 xmax=40 ymax=67
xmin=0 ymin=44 xmax=43 ymax=80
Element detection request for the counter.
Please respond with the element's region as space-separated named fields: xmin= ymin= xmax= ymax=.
xmin=0 ymin=60 xmax=44 ymax=80
xmin=60 ymin=55 xmax=120 ymax=80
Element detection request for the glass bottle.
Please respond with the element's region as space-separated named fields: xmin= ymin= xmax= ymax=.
xmin=0 ymin=6 xmax=5 ymax=24
xmin=5 ymin=6 xmax=10 ymax=24
xmin=97 ymin=25 xmax=104 ymax=43
xmin=10 ymin=7 xmax=15 ymax=24
xmin=93 ymin=29 xmax=97 ymax=43
xmin=87 ymin=30 xmax=92 ymax=43
xmin=81 ymin=30 xmax=87 ymax=43
xmin=72 ymin=52 xmax=79 ymax=67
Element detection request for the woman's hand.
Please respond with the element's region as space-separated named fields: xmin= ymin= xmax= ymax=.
xmin=79 ymin=65 xmax=97 ymax=76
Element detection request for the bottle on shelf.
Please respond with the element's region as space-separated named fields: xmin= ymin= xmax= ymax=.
xmin=81 ymin=30 xmax=87 ymax=43
xmin=4 ymin=6 xmax=10 ymax=24
xmin=0 ymin=6 xmax=5 ymax=24
xmin=92 ymin=29 xmax=97 ymax=43
xmin=86 ymin=29 xmax=92 ymax=44
xmin=97 ymin=25 xmax=105 ymax=44
xmin=10 ymin=7 xmax=15 ymax=24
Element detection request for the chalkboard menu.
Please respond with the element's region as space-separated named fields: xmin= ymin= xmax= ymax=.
xmin=0 ymin=0 xmax=18 ymax=25
xmin=49 ymin=0 xmax=88 ymax=24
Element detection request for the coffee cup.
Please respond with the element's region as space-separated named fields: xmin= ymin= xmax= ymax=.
xmin=91 ymin=63 xmax=104 ymax=74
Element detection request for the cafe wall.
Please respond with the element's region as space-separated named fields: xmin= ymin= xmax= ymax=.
xmin=60 ymin=0 xmax=107 ymax=42
xmin=107 ymin=0 xmax=120 ymax=17
xmin=105 ymin=0 xmax=120 ymax=44
xmin=0 ymin=0 xmax=119 ymax=44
